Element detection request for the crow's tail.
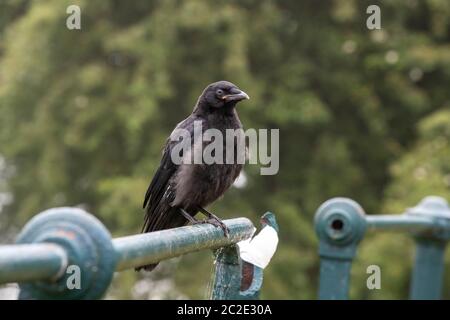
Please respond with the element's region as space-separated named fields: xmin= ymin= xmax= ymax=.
xmin=135 ymin=205 xmax=190 ymax=272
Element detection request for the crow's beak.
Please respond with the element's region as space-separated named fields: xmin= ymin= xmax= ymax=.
xmin=223 ymin=89 xmax=250 ymax=102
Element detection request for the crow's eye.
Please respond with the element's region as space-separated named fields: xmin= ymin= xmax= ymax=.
xmin=216 ymin=89 xmax=224 ymax=96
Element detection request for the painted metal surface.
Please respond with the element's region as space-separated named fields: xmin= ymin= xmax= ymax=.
xmin=315 ymin=198 xmax=367 ymax=300
xmin=211 ymin=212 xmax=278 ymax=300
xmin=114 ymin=217 xmax=254 ymax=271
xmin=210 ymin=246 xmax=243 ymax=300
xmin=318 ymin=258 xmax=352 ymax=300
xmin=0 ymin=207 xmax=261 ymax=299
xmin=407 ymin=197 xmax=450 ymax=300
xmin=15 ymin=207 xmax=117 ymax=300
xmin=315 ymin=195 xmax=450 ymax=300
xmin=210 ymin=246 xmax=264 ymax=300
xmin=0 ymin=243 xmax=67 ymax=284
xmin=410 ymin=239 xmax=446 ymax=299
xmin=366 ymin=215 xmax=437 ymax=232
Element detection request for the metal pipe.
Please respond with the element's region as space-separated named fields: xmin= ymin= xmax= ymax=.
xmin=366 ymin=215 xmax=438 ymax=232
xmin=0 ymin=243 xmax=67 ymax=284
xmin=410 ymin=239 xmax=446 ymax=299
xmin=114 ymin=217 xmax=254 ymax=271
xmin=0 ymin=218 xmax=253 ymax=285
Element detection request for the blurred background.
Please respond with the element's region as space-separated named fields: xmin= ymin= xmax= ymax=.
xmin=0 ymin=0 xmax=449 ymax=299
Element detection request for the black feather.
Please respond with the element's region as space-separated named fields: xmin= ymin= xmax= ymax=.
xmin=136 ymin=81 xmax=248 ymax=272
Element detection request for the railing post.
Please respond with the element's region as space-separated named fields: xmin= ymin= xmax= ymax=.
xmin=407 ymin=196 xmax=450 ymax=300
xmin=314 ymin=198 xmax=367 ymax=300
xmin=210 ymin=212 xmax=278 ymax=300
xmin=210 ymin=245 xmax=243 ymax=299
xmin=210 ymin=246 xmax=265 ymax=300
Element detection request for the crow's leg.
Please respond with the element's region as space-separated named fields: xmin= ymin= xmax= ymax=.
xmin=179 ymin=208 xmax=200 ymax=224
xmin=197 ymin=206 xmax=229 ymax=237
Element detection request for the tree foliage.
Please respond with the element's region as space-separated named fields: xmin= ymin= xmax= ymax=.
xmin=0 ymin=0 xmax=449 ymax=299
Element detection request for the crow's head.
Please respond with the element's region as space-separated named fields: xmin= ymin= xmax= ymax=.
xmin=196 ymin=81 xmax=249 ymax=112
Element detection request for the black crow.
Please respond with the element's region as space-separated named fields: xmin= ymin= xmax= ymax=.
xmin=136 ymin=81 xmax=249 ymax=271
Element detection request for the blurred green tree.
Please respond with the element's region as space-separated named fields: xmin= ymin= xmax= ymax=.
xmin=0 ymin=0 xmax=449 ymax=299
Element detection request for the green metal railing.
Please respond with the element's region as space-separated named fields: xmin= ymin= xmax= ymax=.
xmin=314 ymin=195 xmax=450 ymax=300
xmin=0 ymin=207 xmax=276 ymax=299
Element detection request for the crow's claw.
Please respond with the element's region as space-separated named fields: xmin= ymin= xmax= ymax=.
xmin=205 ymin=218 xmax=230 ymax=237
xmin=195 ymin=206 xmax=229 ymax=237
xmin=191 ymin=218 xmax=228 ymax=237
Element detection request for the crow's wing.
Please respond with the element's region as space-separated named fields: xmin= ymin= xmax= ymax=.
xmin=141 ymin=115 xmax=200 ymax=232
xmin=142 ymin=140 xmax=176 ymax=210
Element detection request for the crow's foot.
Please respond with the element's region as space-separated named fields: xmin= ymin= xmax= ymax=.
xmin=196 ymin=206 xmax=230 ymax=237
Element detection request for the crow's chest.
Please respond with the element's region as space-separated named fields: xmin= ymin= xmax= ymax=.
xmin=172 ymin=118 xmax=244 ymax=207
xmin=205 ymin=112 xmax=242 ymax=131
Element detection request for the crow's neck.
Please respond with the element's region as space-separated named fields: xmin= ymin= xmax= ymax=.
xmin=193 ymin=101 xmax=237 ymax=118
